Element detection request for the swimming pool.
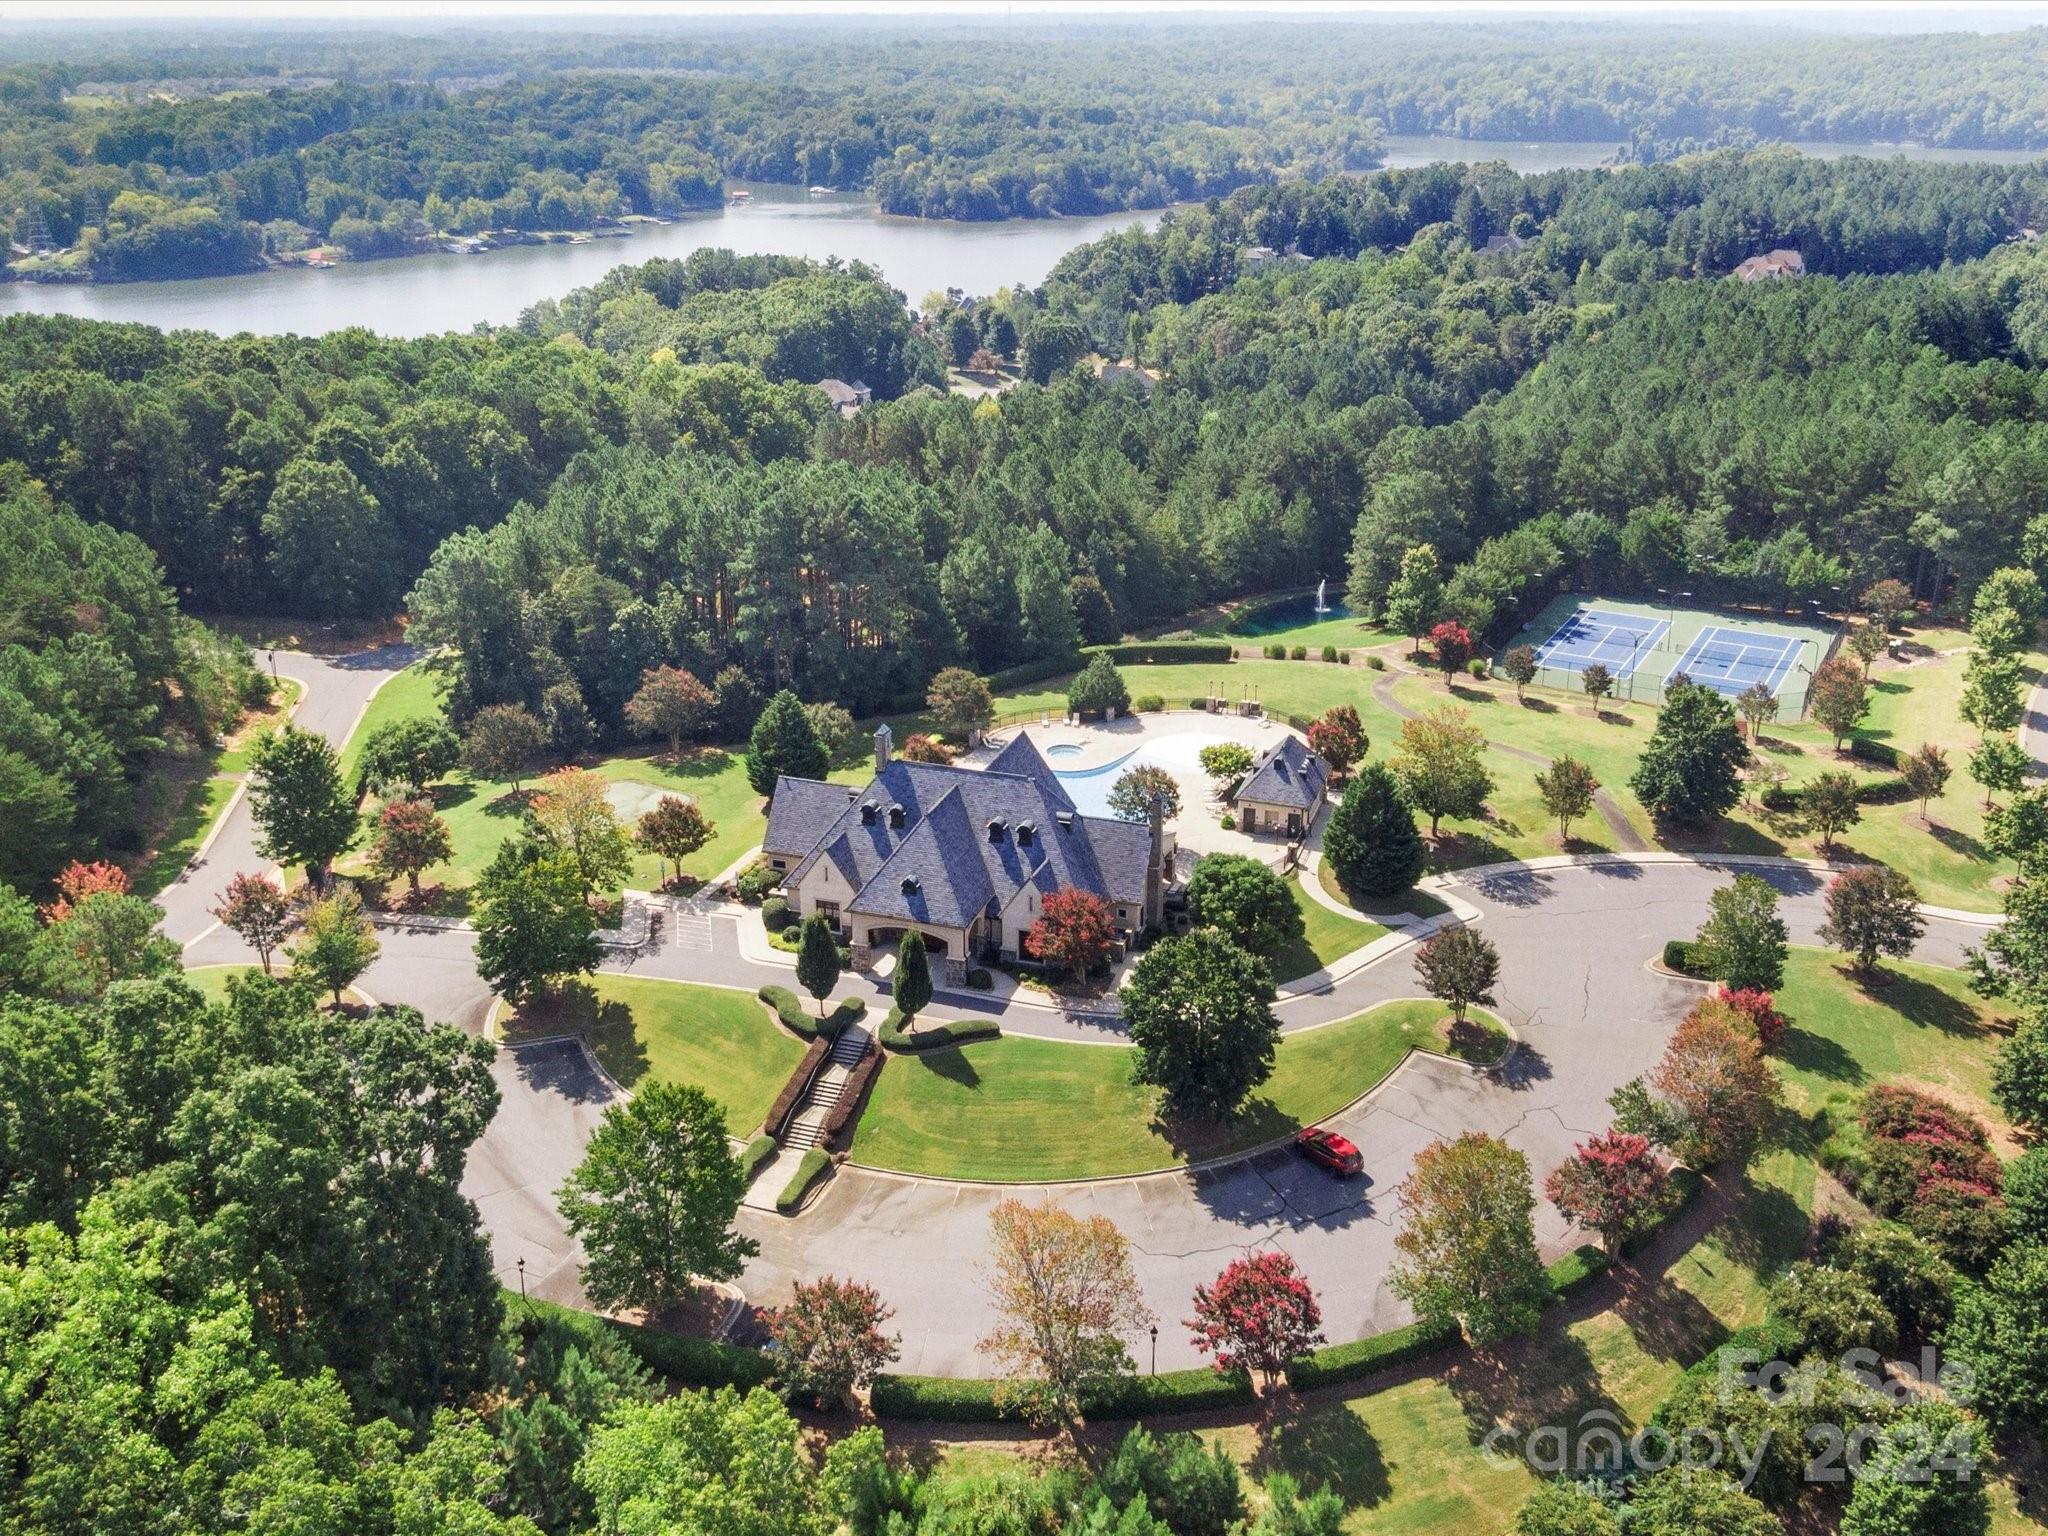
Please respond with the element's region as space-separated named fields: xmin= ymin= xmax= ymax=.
xmin=1048 ymin=731 xmax=1242 ymax=818
xmin=1044 ymin=743 xmax=1085 ymax=759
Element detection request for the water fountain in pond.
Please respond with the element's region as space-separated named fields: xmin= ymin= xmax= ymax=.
xmin=1313 ymin=577 xmax=1330 ymax=615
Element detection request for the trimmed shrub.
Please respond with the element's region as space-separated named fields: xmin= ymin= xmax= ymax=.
xmin=514 ymin=1294 xmax=772 ymax=1389
xmin=767 ymin=925 xmax=851 ymax=964
xmin=1850 ymin=738 xmax=1902 ymax=769
xmin=870 ymin=1366 xmax=1255 ymax=1422
xmin=1290 ymin=644 xmax=1308 ymax=661
xmin=965 ymin=967 xmax=994 ymax=990
xmin=761 ymin=895 xmax=792 ymax=933
xmin=1264 ymin=642 xmax=1285 ymax=660
xmin=776 ymin=1147 xmax=830 ymax=1213
xmin=733 ymin=859 xmax=779 ymax=903
xmin=1286 ymin=1320 xmax=1458 ymax=1390
xmin=765 ymin=1036 xmax=830 ymax=1137
xmin=1098 ymin=641 xmax=1233 ymax=666
xmin=1133 ymin=694 xmax=1165 ymax=713
xmin=1469 ymin=657 xmax=1489 ymax=678
xmin=1662 ymin=938 xmax=1703 ymax=975
xmin=1847 ymin=1085 xmax=2006 ymax=1268
xmin=819 ymin=1046 xmax=881 ymax=1147
xmin=984 ymin=654 xmax=1077 ymax=692
xmin=739 ymin=1133 xmax=778 ymax=1182
xmin=1321 ymin=645 xmax=1338 ymax=662
xmin=1366 ymin=654 xmax=1386 ymax=671
xmin=1219 ymin=813 xmax=1236 ymax=830
xmin=758 ymin=984 xmax=865 ymax=1041
xmin=880 ymin=1010 xmax=1001 ymax=1051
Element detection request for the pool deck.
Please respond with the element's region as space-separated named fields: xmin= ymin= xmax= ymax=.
xmin=965 ymin=709 xmax=1307 ymax=864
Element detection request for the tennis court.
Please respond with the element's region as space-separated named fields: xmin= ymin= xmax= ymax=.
xmin=1504 ymin=593 xmax=1837 ymax=715
xmin=1665 ymin=625 xmax=1803 ymax=699
xmin=1528 ymin=606 xmax=1671 ymax=682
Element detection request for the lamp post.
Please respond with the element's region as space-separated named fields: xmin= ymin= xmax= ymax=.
xmin=1149 ymin=1324 xmax=1158 ymax=1376
xmin=516 ymin=1256 xmax=527 ymax=1310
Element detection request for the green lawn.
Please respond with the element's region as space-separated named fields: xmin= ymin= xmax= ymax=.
xmin=183 ymin=963 xmax=264 ymax=1003
xmin=916 ymin=948 xmax=2041 ymax=1532
xmin=851 ymin=998 xmax=1478 ymax=1181
xmin=1272 ymin=876 xmax=1388 ymax=983
xmin=499 ymin=975 xmax=804 ymax=1134
xmin=337 ymin=662 xmax=864 ymax=897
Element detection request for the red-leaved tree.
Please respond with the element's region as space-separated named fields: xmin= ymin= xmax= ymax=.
xmin=764 ymin=1275 xmax=901 ymax=1409
xmin=1543 ymin=1131 xmax=1671 ymax=1256
xmin=1026 ymin=887 xmax=1118 ymax=980
xmin=1430 ymin=621 xmax=1474 ymax=687
xmin=1704 ymin=985 xmax=1787 ymax=1053
xmin=210 ymin=870 xmax=293 ymax=974
xmin=41 ymin=859 xmax=130 ymax=922
xmin=1186 ymin=1251 xmax=1325 ymax=1388
xmin=1306 ymin=705 xmax=1368 ymax=776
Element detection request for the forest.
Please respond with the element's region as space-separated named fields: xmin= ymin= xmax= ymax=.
xmin=14 ymin=17 xmax=2048 ymax=277
xmin=11 ymin=148 xmax=2048 ymax=893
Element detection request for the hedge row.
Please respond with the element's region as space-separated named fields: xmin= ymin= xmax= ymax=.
xmin=1662 ymin=939 xmax=1707 ymax=976
xmin=776 ymin=1147 xmax=831 ymax=1213
xmin=765 ymin=1035 xmax=831 ymax=1139
xmin=1282 ymin=1319 xmax=1458 ymax=1391
xmin=819 ymin=1046 xmax=882 ymax=1148
xmin=880 ymin=1010 xmax=1002 ymax=1051
xmin=869 ymin=1364 xmax=1256 ymax=1422
xmin=739 ymin=1133 xmax=779 ymax=1182
xmin=982 ymin=642 xmax=1237 ymax=694
xmin=510 ymin=1293 xmax=773 ymax=1390
xmin=758 ymin=984 xmax=864 ymax=1042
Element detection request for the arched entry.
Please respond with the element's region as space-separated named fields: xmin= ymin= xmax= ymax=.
xmin=863 ymin=926 xmax=950 ymax=957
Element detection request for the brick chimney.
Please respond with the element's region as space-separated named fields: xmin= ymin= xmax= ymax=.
xmin=874 ymin=723 xmax=893 ymax=774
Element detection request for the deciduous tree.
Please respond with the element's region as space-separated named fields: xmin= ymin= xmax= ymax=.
xmin=1649 ymin=1005 xmax=1781 ymax=1167
xmin=1960 ymin=650 xmax=2027 ymax=736
xmin=1630 ymin=679 xmax=1745 ymax=823
xmin=1125 ymin=930 xmax=1280 ymax=1122
xmin=636 ymin=794 xmax=712 ymax=886
xmin=1544 ymin=1132 xmax=1671 ymax=1256
xmin=473 ymin=841 xmax=600 ymax=1003
xmin=1819 ymin=865 xmax=1925 ymax=973
xmin=368 ymin=797 xmax=453 ymax=894
xmin=1186 ymin=1252 xmax=1325 ymax=1389
xmin=1580 ymin=662 xmax=1613 ymax=711
xmin=623 ymin=665 xmax=715 ymax=758
xmin=459 ymin=703 xmax=548 ymax=790
xmin=1382 ymin=543 xmax=1444 ymax=658
xmin=1534 ymin=755 xmax=1598 ymax=842
xmin=1026 ymin=887 xmax=1118 ymax=979
xmin=1900 ymin=741 xmax=1951 ymax=820
xmin=764 ymin=1277 xmax=900 ymax=1408
xmin=1108 ymin=764 xmax=1180 ymax=824
xmin=1392 ymin=704 xmax=1492 ymax=837
xmin=926 ymin=665 xmax=996 ymax=743
xmin=1808 ymin=656 xmax=1870 ymax=750
xmin=526 ymin=767 xmax=633 ymax=895
xmin=211 ymin=870 xmax=292 ymax=973
xmin=1305 ymin=705 xmax=1367 ymax=776
xmin=1692 ymin=873 xmax=1787 ymax=991
xmin=558 ymin=1080 xmax=756 ymax=1315
xmin=1860 ymin=578 xmax=1914 ymax=634
xmin=1199 ymin=742 xmax=1254 ymax=786
xmin=357 ymin=716 xmax=461 ymax=797
xmin=1500 ymin=644 xmax=1537 ymax=703
xmin=1186 ymin=853 xmax=1303 ymax=957
xmin=979 ymin=1199 xmax=1153 ymax=1444
xmin=1845 ymin=621 xmax=1887 ymax=678
xmin=287 ymin=885 xmax=380 ymax=1006
xmin=1970 ymin=732 xmax=2031 ymax=809
xmin=1429 ymin=620 xmax=1473 ymax=687
xmin=1736 ymin=680 xmax=1780 ymax=743
xmin=1414 ymin=926 xmax=1499 ymax=1023
xmin=1803 ymin=770 xmax=1862 ymax=854
xmin=250 ymin=726 xmax=359 ymax=887
xmin=1391 ymin=1132 xmax=1549 ymax=1345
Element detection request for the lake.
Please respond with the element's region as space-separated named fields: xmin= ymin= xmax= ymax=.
xmin=0 ymin=182 xmax=1165 ymax=339
xmin=9 ymin=142 xmax=2045 ymax=339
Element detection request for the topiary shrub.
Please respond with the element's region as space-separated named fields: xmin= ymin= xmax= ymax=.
xmin=1662 ymin=939 xmax=1702 ymax=974
xmin=776 ymin=1147 xmax=830 ymax=1213
xmin=761 ymin=895 xmax=792 ymax=933
xmin=1469 ymin=657 xmax=1489 ymax=678
xmin=758 ymin=984 xmax=865 ymax=1042
xmin=965 ymin=967 xmax=994 ymax=990
xmin=1290 ymin=644 xmax=1308 ymax=660
xmin=1219 ymin=813 xmax=1236 ymax=830
xmin=1321 ymin=645 xmax=1338 ymax=663
xmin=1366 ymin=654 xmax=1386 ymax=671
xmin=739 ymin=1133 xmax=779 ymax=1182
xmin=880 ymin=1011 xmax=1001 ymax=1051
xmin=1133 ymin=694 xmax=1165 ymax=713
xmin=1264 ymin=642 xmax=1285 ymax=660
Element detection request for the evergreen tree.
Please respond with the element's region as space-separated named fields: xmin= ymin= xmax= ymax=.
xmin=795 ymin=914 xmax=842 ymax=1018
xmin=746 ymin=690 xmax=830 ymax=795
xmin=1630 ymin=679 xmax=1745 ymax=823
xmin=893 ymin=930 xmax=933 ymax=1028
xmin=1321 ymin=763 xmax=1426 ymax=899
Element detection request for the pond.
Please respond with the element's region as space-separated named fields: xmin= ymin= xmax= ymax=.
xmin=1231 ymin=592 xmax=1354 ymax=635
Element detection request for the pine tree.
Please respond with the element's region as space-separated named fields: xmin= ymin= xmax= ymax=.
xmin=1320 ymin=763 xmax=1426 ymax=899
xmin=746 ymin=690 xmax=830 ymax=796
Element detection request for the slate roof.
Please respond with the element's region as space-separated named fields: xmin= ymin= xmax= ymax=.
xmin=780 ymin=733 xmax=1150 ymax=927
xmin=1235 ymin=735 xmax=1329 ymax=811
xmin=763 ymin=777 xmax=857 ymax=856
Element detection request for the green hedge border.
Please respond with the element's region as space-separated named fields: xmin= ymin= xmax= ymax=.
xmin=879 ymin=1009 xmax=1002 ymax=1051
xmin=777 ymin=1147 xmax=831 ymax=1213
xmin=510 ymin=1292 xmax=772 ymax=1390
xmin=758 ymin=984 xmax=865 ymax=1042
xmin=739 ymin=1133 xmax=779 ymax=1182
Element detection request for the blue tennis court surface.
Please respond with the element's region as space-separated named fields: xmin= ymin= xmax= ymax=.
xmin=1529 ymin=607 xmax=1671 ymax=679
xmin=1665 ymin=626 xmax=1804 ymax=698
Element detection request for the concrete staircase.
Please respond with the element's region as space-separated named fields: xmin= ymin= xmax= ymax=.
xmin=780 ymin=1024 xmax=872 ymax=1152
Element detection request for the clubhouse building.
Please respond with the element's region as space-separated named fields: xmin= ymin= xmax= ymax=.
xmin=762 ymin=726 xmax=1174 ymax=982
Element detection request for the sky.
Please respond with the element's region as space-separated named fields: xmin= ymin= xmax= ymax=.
xmin=3 ymin=0 xmax=2047 ymax=26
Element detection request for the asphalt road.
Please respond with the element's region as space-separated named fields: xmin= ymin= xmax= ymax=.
xmin=156 ymin=645 xmax=420 ymax=945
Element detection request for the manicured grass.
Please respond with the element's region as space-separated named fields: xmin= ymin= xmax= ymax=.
xmin=1314 ymin=857 xmax=1451 ymax=920
xmin=336 ymin=662 xmax=863 ymax=896
xmin=499 ymin=975 xmax=804 ymax=1134
xmin=1772 ymin=943 xmax=2015 ymax=1129
xmin=1271 ymin=875 xmax=1387 ymax=983
xmin=850 ymin=998 xmax=1467 ymax=1182
xmin=183 ymin=963 xmax=263 ymax=1003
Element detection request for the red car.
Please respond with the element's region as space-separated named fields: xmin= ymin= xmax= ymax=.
xmin=1295 ymin=1127 xmax=1363 ymax=1177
